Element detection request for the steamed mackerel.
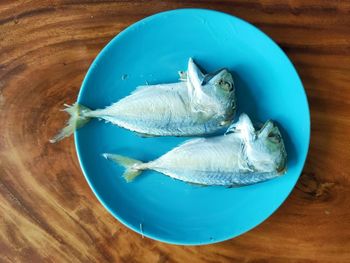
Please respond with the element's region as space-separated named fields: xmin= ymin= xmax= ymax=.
xmin=51 ymin=58 xmax=236 ymax=142
xmin=104 ymin=114 xmax=287 ymax=186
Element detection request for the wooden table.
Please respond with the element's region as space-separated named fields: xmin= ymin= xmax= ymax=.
xmin=1 ymin=1 xmax=349 ymax=262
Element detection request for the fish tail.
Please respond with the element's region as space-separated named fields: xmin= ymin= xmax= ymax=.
xmin=102 ymin=153 xmax=145 ymax=182
xmin=50 ymin=103 xmax=92 ymax=143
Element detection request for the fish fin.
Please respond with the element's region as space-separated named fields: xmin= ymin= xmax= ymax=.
xmin=187 ymin=85 xmax=216 ymax=119
xmin=102 ymin=153 xmax=144 ymax=182
xmin=225 ymin=184 xmax=240 ymax=188
xmin=187 ymin=66 xmax=218 ymax=119
xmin=187 ymin=58 xmax=204 ymax=89
xmin=123 ymin=169 xmax=142 ymax=182
xmin=50 ymin=103 xmax=91 ymax=143
xmin=187 ymin=182 xmax=207 ymax=187
xmin=178 ymin=71 xmax=187 ymax=81
xmin=134 ymin=132 xmax=158 ymax=138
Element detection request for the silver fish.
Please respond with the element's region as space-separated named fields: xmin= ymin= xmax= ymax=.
xmin=104 ymin=114 xmax=287 ymax=186
xmin=51 ymin=58 xmax=235 ymax=143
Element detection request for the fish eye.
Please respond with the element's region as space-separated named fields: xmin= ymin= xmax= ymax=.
xmin=217 ymin=79 xmax=233 ymax=91
xmin=268 ymin=132 xmax=281 ymax=143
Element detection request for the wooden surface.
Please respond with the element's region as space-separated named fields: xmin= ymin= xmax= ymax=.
xmin=1 ymin=1 xmax=350 ymax=262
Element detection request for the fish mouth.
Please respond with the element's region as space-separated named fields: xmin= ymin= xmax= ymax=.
xmin=277 ymin=166 xmax=287 ymax=175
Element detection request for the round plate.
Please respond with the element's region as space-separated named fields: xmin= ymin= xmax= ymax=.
xmin=76 ymin=9 xmax=310 ymax=245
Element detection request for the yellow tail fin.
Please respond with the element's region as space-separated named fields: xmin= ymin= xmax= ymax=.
xmin=50 ymin=103 xmax=91 ymax=143
xmin=103 ymin=153 xmax=144 ymax=182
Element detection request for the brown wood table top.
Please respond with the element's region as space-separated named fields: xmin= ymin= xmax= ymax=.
xmin=1 ymin=1 xmax=349 ymax=262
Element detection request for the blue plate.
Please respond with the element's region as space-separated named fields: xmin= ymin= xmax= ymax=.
xmin=75 ymin=9 xmax=310 ymax=245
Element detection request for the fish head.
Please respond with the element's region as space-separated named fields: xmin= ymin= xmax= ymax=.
xmin=227 ymin=114 xmax=287 ymax=173
xmin=206 ymin=68 xmax=235 ymax=97
xmin=248 ymin=119 xmax=287 ymax=173
xmin=202 ymin=69 xmax=236 ymax=118
xmin=187 ymin=58 xmax=235 ymax=119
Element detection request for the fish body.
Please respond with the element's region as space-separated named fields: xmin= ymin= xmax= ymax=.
xmin=105 ymin=114 xmax=287 ymax=186
xmin=87 ymin=82 xmax=230 ymax=136
xmin=51 ymin=58 xmax=236 ymax=142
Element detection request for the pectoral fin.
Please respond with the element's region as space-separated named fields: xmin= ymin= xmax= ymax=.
xmin=187 ymin=58 xmax=204 ymax=91
xmin=178 ymin=71 xmax=187 ymax=81
xmin=186 ymin=58 xmax=221 ymax=119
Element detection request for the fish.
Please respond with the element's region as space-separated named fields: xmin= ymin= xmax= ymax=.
xmin=103 ymin=113 xmax=287 ymax=186
xmin=50 ymin=58 xmax=236 ymax=143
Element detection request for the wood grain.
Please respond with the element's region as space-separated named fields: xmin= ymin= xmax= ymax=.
xmin=1 ymin=1 xmax=350 ymax=262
